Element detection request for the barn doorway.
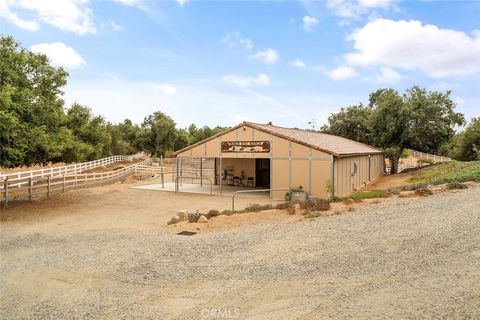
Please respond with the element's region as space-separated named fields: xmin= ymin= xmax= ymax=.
xmin=255 ymin=159 xmax=270 ymax=188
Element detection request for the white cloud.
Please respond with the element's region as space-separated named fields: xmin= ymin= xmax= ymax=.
xmin=222 ymin=73 xmax=270 ymax=88
xmin=358 ymin=0 xmax=394 ymax=8
xmin=0 ymin=0 xmax=39 ymax=31
xmin=30 ymin=42 xmax=86 ymax=69
xmin=327 ymin=66 xmax=358 ymax=80
xmin=0 ymin=0 xmax=95 ymax=35
xmin=111 ymin=21 xmax=122 ymax=31
xmin=249 ymin=48 xmax=279 ymax=65
xmin=222 ymin=31 xmax=254 ymax=50
xmin=176 ymin=0 xmax=189 ymax=7
xmin=326 ymin=0 xmax=395 ymax=19
xmin=375 ymin=67 xmax=402 ymax=83
xmin=291 ymin=59 xmax=306 ymax=68
xmin=344 ymin=19 xmax=480 ymax=77
xmin=302 ymin=15 xmax=318 ymax=32
xmin=158 ymin=84 xmax=177 ymax=96
xmin=326 ymin=0 xmax=364 ymax=18
xmin=113 ymin=0 xmax=142 ymax=5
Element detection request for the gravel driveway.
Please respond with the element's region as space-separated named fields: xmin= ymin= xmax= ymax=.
xmin=1 ymin=187 xmax=479 ymax=319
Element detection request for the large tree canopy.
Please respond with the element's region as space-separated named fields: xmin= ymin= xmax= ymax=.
xmin=441 ymin=118 xmax=480 ymax=161
xmin=0 ymin=36 xmax=144 ymax=167
xmin=322 ymin=86 xmax=465 ymax=173
xmin=0 ymin=35 xmax=68 ymax=166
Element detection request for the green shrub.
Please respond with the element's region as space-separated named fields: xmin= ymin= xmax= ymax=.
xmin=244 ymin=203 xmax=263 ymax=212
xmin=206 ymin=209 xmax=220 ymax=218
xmin=243 ymin=203 xmax=274 ymax=213
xmin=446 ymin=182 xmax=467 ymax=190
xmin=347 ymin=189 xmax=389 ymax=200
xmin=220 ymin=209 xmax=234 ymax=216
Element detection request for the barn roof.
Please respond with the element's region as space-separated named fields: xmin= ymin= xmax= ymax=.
xmin=175 ymin=122 xmax=383 ymax=157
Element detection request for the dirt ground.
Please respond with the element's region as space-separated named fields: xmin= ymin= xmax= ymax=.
xmin=362 ymin=172 xmax=411 ymax=190
xmin=1 ymin=182 xmax=479 ymax=319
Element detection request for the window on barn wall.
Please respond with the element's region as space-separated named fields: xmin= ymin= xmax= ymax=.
xmin=352 ymin=161 xmax=358 ymax=175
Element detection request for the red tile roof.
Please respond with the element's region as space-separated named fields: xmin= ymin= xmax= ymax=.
xmin=175 ymin=122 xmax=383 ymax=157
xmin=248 ymin=122 xmax=383 ymax=157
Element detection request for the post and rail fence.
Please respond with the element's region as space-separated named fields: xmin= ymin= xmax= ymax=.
xmin=385 ymin=150 xmax=451 ymax=174
xmin=1 ymin=153 xmax=151 ymax=209
xmin=411 ymin=150 xmax=451 ymax=163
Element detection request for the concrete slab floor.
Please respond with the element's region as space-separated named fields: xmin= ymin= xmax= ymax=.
xmin=131 ymin=182 xmax=272 ymax=198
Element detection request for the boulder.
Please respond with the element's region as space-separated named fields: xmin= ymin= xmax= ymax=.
xmin=399 ymin=191 xmax=415 ymax=198
xmin=167 ymin=215 xmax=180 ymax=225
xmin=177 ymin=210 xmax=188 ymax=221
xmin=187 ymin=211 xmax=201 ymax=223
xmin=197 ymin=215 xmax=208 ymax=223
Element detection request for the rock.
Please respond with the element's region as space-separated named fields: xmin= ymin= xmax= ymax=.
xmin=197 ymin=215 xmax=208 ymax=223
xmin=177 ymin=210 xmax=188 ymax=221
xmin=399 ymin=191 xmax=415 ymax=198
xmin=187 ymin=211 xmax=201 ymax=223
xmin=167 ymin=215 xmax=180 ymax=225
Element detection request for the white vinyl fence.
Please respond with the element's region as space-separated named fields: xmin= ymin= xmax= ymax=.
xmin=1 ymin=153 xmax=150 ymax=209
xmin=411 ymin=150 xmax=451 ymax=163
xmin=385 ymin=150 xmax=452 ymax=174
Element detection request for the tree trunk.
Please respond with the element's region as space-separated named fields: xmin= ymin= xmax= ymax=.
xmin=389 ymin=148 xmax=404 ymax=174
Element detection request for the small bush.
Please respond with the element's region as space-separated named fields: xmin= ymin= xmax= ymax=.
xmin=244 ymin=203 xmax=263 ymax=212
xmin=220 ymin=209 xmax=234 ymax=216
xmin=301 ymin=198 xmax=331 ymax=211
xmin=348 ymin=189 xmax=389 ymax=200
xmin=347 ymin=207 xmax=355 ymax=212
xmin=342 ymin=198 xmax=354 ymax=205
xmin=414 ymin=187 xmax=433 ymax=196
xmin=275 ymin=202 xmax=292 ymax=210
xmin=206 ymin=209 xmax=220 ymax=218
xmin=261 ymin=204 xmax=273 ymax=210
xmin=446 ymin=182 xmax=467 ymax=190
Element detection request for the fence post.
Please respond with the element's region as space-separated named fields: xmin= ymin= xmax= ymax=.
xmin=29 ymin=177 xmax=33 ymax=201
xmin=47 ymin=176 xmax=51 ymax=199
xmin=161 ymin=167 xmax=165 ymax=188
xmin=62 ymin=175 xmax=66 ymax=192
xmin=74 ymin=175 xmax=78 ymax=190
xmin=3 ymin=177 xmax=8 ymax=210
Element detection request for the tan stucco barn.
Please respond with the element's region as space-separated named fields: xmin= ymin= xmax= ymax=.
xmin=175 ymin=122 xmax=384 ymax=200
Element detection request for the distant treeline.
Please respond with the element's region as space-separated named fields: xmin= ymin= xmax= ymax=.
xmin=0 ymin=36 xmax=227 ymax=167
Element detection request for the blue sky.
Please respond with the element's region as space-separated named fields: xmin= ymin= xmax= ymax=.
xmin=1 ymin=0 xmax=479 ymax=129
